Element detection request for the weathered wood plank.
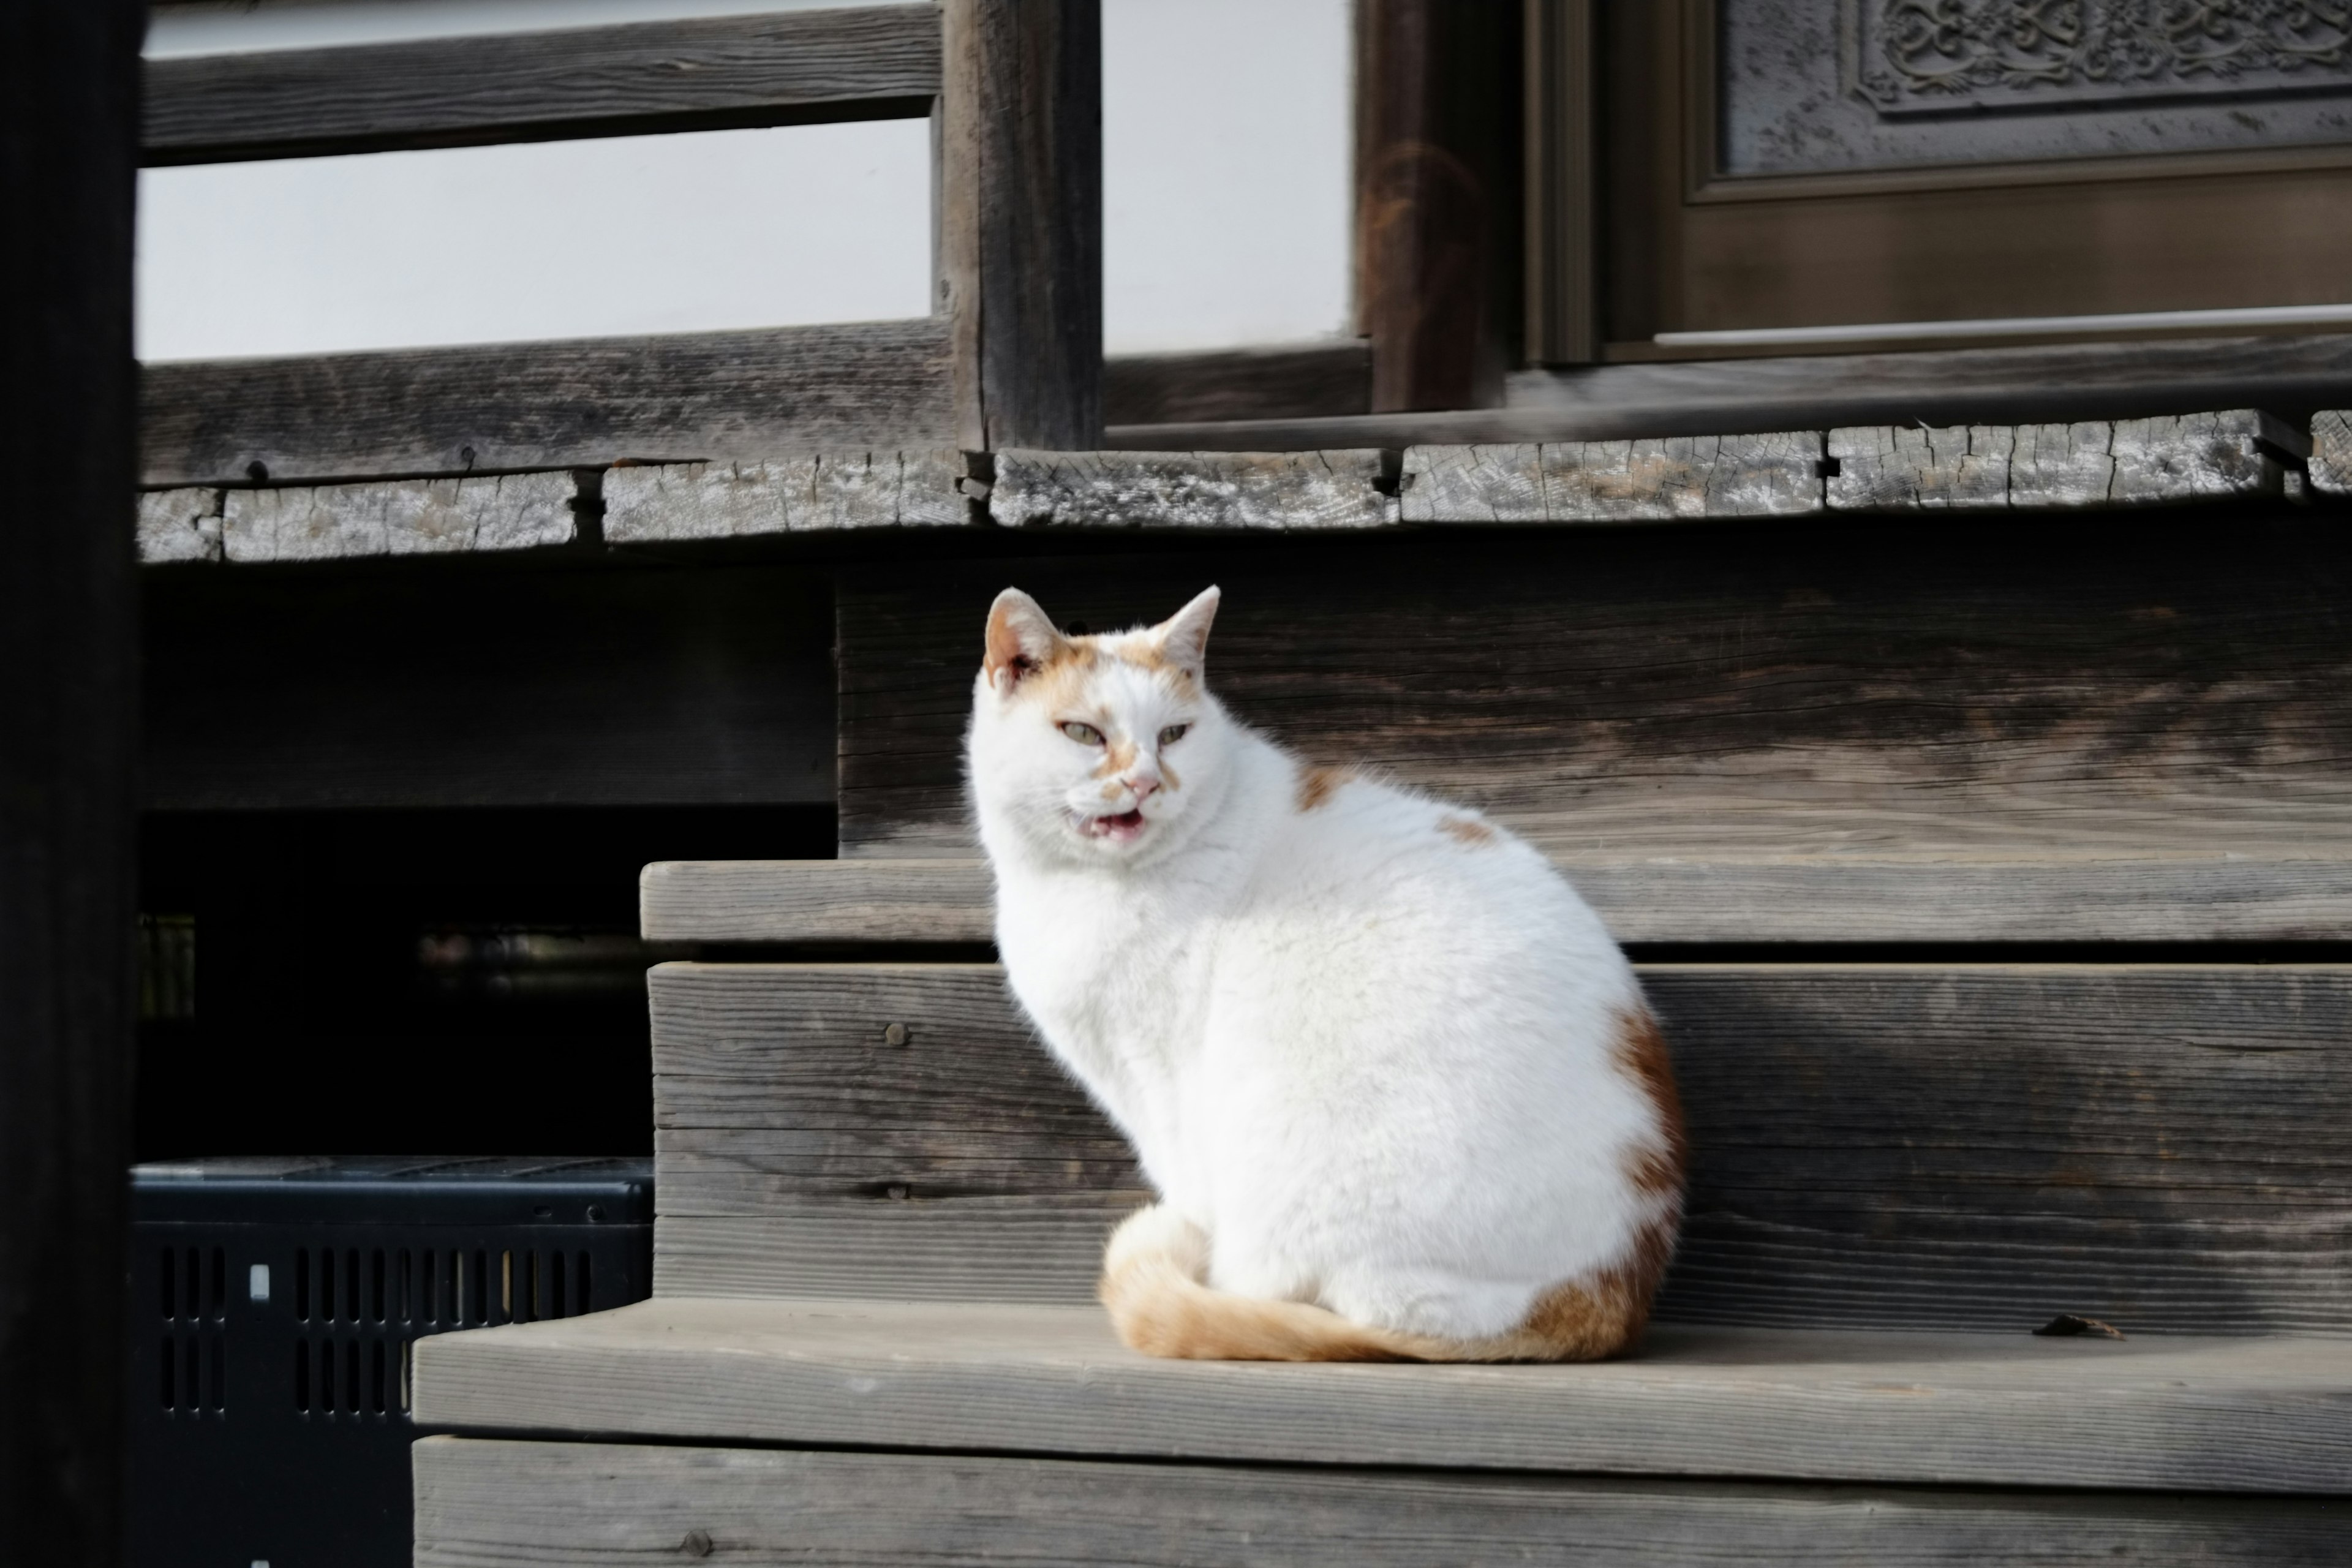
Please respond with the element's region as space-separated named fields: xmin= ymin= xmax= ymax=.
xmin=601 ymin=451 xmax=967 ymax=543
xmin=136 ymin=486 xmax=221 ymax=564
xmin=938 ymin=0 xmax=1102 ymax=451
xmin=649 ymin=963 xmax=2352 ymax=1335
xmin=643 ymin=859 xmax=995 ymax=944
xmin=414 ymin=1437 xmax=2351 ymax=1567
xmin=1110 ymin=334 xmax=2352 ymax=450
xmin=141 ymin=317 xmax=956 ymax=488
xmin=143 ymin=6 xmax=940 ymax=164
xmin=1827 ymin=411 xmax=2291 ymax=511
xmin=217 ymin=472 xmax=576 ymax=563
xmin=654 ymin=968 xmax=2352 ymax=1335
xmin=655 ymin=1204 xmax=1136 ymax=1304
xmin=989 ymin=449 xmax=1393 ymax=529
xmin=409 ymin=1300 xmax=2352 ymax=1493
xmin=833 ymin=533 xmax=2352 ymax=859
xmin=1399 ymin=434 xmax=1820 ymax=522
xmin=143 ymin=564 xmax=834 ymax=809
xmin=2315 ymin=409 xmax=2351 ymax=497
xmin=1106 ymin=341 xmax=1370 ymax=427
xmin=639 ymin=854 xmax=2352 ymax=946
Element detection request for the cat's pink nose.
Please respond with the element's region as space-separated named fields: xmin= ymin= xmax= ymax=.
xmin=1125 ymin=775 xmax=1160 ymax=801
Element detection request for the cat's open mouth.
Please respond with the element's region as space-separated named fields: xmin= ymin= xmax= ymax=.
xmin=1082 ymin=809 xmax=1149 ymax=842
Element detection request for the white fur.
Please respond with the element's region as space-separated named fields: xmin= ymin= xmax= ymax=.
xmin=968 ymin=587 xmax=1670 ymax=1341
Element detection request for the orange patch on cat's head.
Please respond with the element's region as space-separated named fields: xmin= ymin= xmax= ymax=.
xmin=1439 ymin=815 xmax=1495 ymax=846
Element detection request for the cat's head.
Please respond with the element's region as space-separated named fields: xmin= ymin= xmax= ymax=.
xmin=967 ymin=586 xmax=1231 ymax=867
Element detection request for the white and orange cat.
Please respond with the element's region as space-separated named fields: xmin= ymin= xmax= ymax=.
xmin=967 ymin=586 xmax=1684 ymax=1362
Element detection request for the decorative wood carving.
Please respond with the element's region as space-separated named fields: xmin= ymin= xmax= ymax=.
xmin=1849 ymin=0 xmax=2352 ymax=113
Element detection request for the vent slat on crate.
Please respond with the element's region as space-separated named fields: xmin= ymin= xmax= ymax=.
xmin=128 ymin=1158 xmax=653 ymax=1568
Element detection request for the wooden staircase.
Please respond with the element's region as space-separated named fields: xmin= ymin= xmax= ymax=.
xmin=139 ymin=4 xmax=2352 ymax=1555
xmin=411 ymin=426 xmax=2352 ymax=1563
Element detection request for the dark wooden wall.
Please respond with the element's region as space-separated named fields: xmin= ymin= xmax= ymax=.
xmin=143 ymin=560 xmax=835 ymax=810
xmin=834 ymin=511 xmax=2352 ymax=861
xmin=0 ymin=0 xmax=143 ymax=1558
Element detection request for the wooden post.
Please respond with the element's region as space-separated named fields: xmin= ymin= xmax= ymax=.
xmin=939 ymin=0 xmax=1104 ymax=453
xmin=0 ymin=0 xmax=143 ymax=1558
xmin=1357 ymin=0 xmax=1523 ymax=412
xmin=1524 ymin=0 xmax=1598 ymax=366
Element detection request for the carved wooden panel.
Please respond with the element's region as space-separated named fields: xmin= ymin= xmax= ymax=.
xmin=1717 ymin=0 xmax=2352 ymax=176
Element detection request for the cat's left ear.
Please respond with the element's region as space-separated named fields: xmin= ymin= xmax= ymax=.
xmin=984 ymin=587 xmax=1069 ymax=693
xmin=1153 ymin=586 xmax=1221 ymax=674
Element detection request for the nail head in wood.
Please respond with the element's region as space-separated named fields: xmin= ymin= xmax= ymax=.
xmin=681 ymin=1527 xmax=713 ymax=1556
xmin=882 ymin=1022 xmax=910 ymax=1047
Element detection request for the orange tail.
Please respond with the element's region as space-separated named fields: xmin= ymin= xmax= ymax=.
xmin=1098 ymin=1207 xmax=1649 ymax=1363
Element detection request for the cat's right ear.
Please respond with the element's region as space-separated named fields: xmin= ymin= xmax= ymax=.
xmin=984 ymin=587 xmax=1067 ymax=694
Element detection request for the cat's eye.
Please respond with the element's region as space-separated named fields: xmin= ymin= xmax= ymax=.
xmin=1060 ymin=721 xmax=1104 ymax=745
xmin=1159 ymin=724 xmax=1190 ymax=746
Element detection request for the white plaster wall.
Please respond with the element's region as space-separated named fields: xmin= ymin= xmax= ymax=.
xmin=137 ymin=0 xmax=1352 ymax=362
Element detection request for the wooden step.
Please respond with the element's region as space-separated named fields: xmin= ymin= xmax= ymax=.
xmin=409 ymin=1297 xmax=2352 ymax=1494
xmin=639 ymin=854 xmax=2352 ymax=944
xmin=647 ymin=962 xmax=2352 ymax=1334
xmin=415 ymin=1434 xmax=2350 ymax=1567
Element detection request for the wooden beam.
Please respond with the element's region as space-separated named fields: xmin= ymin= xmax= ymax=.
xmin=647 ymin=962 xmax=2352 ymax=1335
xmin=1105 ymin=342 xmax=1370 ymax=427
xmin=140 ymin=317 xmax=956 ymax=488
xmin=415 ymin=1437 xmax=2351 ymax=1567
xmin=0 ymin=0 xmax=141 ymax=1557
xmin=411 ymin=1300 xmax=2352 ymax=1493
xmin=1401 ymin=432 xmax=1820 ymax=521
xmin=2315 ymin=409 xmax=2351 ymax=497
xmin=142 ymin=6 xmax=941 ymax=165
xmin=217 ymin=472 xmax=577 ymax=562
xmin=938 ymin=0 xmax=1103 ymax=451
xmin=601 ymin=452 xmax=968 ymax=543
xmin=1107 ymin=333 xmax=2352 ymax=451
xmin=637 ymin=854 xmax=2352 ymax=946
xmin=989 ymin=450 xmax=1393 ymax=529
xmin=1826 ymin=412 xmax=2293 ymax=511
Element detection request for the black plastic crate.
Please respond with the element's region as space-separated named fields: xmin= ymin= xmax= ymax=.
xmin=128 ymin=1156 xmax=652 ymax=1568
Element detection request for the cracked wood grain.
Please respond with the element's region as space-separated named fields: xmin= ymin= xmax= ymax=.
xmin=647 ymin=962 xmax=2352 ymax=1335
xmin=602 ymin=452 xmax=967 ymax=542
xmin=2313 ymin=410 xmax=2351 ymax=498
xmin=1400 ymin=434 xmax=1820 ymax=522
xmin=137 ymin=488 xmax=223 ymax=564
xmin=220 ymin=472 xmax=575 ymax=563
xmin=413 ymin=1438 xmax=2352 ymax=1566
xmin=1830 ymin=410 xmax=2286 ymax=511
xmin=143 ymin=6 xmax=941 ymax=163
xmin=989 ymin=450 xmax=1393 ymax=529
